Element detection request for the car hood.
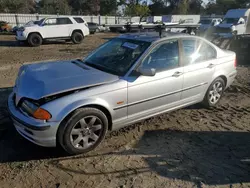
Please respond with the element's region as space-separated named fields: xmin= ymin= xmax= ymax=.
xmin=24 ymin=24 xmax=39 ymax=28
xmin=15 ymin=60 xmax=119 ymax=100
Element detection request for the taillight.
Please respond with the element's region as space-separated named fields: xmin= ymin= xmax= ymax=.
xmin=234 ymin=58 xmax=237 ymax=68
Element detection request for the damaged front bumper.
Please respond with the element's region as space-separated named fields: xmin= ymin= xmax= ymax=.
xmin=7 ymin=92 xmax=59 ymax=147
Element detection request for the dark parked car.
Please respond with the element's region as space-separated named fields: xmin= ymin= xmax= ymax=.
xmin=87 ymin=22 xmax=98 ymax=34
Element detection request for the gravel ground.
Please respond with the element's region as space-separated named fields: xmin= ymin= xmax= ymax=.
xmin=0 ymin=34 xmax=250 ymax=188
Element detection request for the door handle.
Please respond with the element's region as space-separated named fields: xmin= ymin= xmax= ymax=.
xmin=207 ymin=63 xmax=215 ymax=68
xmin=172 ymin=71 xmax=183 ymax=77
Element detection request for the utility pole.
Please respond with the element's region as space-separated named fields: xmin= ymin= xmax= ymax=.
xmin=115 ymin=0 xmax=117 ymax=24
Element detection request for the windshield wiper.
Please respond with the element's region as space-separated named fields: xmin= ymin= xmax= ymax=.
xmin=82 ymin=60 xmax=121 ymax=76
xmin=76 ymin=59 xmax=96 ymax=69
xmin=82 ymin=61 xmax=104 ymax=71
xmin=76 ymin=58 xmax=84 ymax=62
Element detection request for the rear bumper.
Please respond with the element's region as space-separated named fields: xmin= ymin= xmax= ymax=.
xmin=227 ymin=70 xmax=237 ymax=88
xmin=8 ymin=92 xmax=59 ymax=147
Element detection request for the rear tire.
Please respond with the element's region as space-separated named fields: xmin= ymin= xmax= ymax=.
xmin=57 ymin=108 xmax=108 ymax=155
xmin=28 ymin=33 xmax=42 ymax=47
xmin=202 ymin=77 xmax=225 ymax=108
xmin=71 ymin=32 xmax=84 ymax=44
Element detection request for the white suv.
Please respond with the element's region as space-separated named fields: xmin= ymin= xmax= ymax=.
xmin=16 ymin=16 xmax=90 ymax=47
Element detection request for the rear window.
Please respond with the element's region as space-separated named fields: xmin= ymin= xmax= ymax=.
xmin=73 ymin=17 xmax=85 ymax=23
xmin=88 ymin=22 xmax=97 ymax=26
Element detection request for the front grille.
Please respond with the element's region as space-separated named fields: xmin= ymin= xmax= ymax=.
xmin=215 ymin=27 xmax=231 ymax=33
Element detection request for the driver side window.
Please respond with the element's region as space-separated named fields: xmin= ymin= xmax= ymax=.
xmin=141 ymin=40 xmax=179 ymax=73
xmin=44 ymin=18 xmax=57 ymax=26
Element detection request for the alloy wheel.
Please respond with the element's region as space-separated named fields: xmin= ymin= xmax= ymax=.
xmin=70 ymin=116 xmax=103 ymax=149
xmin=209 ymin=81 xmax=223 ymax=104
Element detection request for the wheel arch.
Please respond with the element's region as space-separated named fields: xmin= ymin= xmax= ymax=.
xmin=71 ymin=29 xmax=84 ymax=37
xmin=27 ymin=32 xmax=43 ymax=39
xmin=218 ymin=75 xmax=227 ymax=87
xmin=212 ymin=70 xmax=228 ymax=88
xmin=57 ymin=101 xmax=113 ymax=132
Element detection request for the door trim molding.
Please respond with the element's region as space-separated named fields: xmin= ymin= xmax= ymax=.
xmin=114 ymin=82 xmax=208 ymax=110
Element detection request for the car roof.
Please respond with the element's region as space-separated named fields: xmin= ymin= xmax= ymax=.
xmin=118 ymin=32 xmax=190 ymax=42
xmin=43 ymin=16 xmax=85 ymax=20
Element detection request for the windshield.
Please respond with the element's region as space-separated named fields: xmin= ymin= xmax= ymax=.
xmin=25 ymin=20 xmax=39 ymax=26
xmin=37 ymin=18 xmax=45 ymax=26
xmin=199 ymin=19 xmax=212 ymax=24
xmin=221 ymin=18 xmax=239 ymax=24
xmin=83 ymin=38 xmax=151 ymax=76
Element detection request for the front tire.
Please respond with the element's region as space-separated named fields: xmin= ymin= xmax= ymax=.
xmin=71 ymin=32 xmax=84 ymax=44
xmin=202 ymin=77 xmax=225 ymax=107
xmin=28 ymin=33 xmax=43 ymax=47
xmin=57 ymin=108 xmax=108 ymax=155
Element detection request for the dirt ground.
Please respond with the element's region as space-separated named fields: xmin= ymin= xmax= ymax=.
xmin=0 ymin=34 xmax=250 ymax=188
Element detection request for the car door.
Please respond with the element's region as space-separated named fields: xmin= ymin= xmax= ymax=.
xmin=127 ymin=39 xmax=184 ymax=119
xmin=41 ymin=18 xmax=71 ymax=38
xmin=180 ymin=38 xmax=217 ymax=102
xmin=56 ymin=18 xmax=73 ymax=37
xmin=40 ymin=18 xmax=58 ymax=38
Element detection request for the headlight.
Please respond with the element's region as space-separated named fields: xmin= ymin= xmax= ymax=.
xmin=18 ymin=27 xmax=25 ymax=32
xmin=20 ymin=100 xmax=51 ymax=120
xmin=231 ymin=25 xmax=236 ymax=32
xmin=21 ymin=100 xmax=38 ymax=115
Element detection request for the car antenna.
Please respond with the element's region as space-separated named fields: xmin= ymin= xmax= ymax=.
xmin=156 ymin=24 xmax=163 ymax=38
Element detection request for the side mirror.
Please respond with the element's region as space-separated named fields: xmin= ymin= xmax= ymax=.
xmin=239 ymin=21 xmax=244 ymax=24
xmin=138 ymin=67 xmax=156 ymax=76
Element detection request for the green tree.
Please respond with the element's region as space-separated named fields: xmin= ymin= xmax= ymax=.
xmin=68 ymin=0 xmax=100 ymax=15
xmin=125 ymin=4 xmax=150 ymax=22
xmin=149 ymin=0 xmax=169 ymax=15
xmin=38 ymin=0 xmax=71 ymax=14
xmin=68 ymin=0 xmax=86 ymax=15
xmin=204 ymin=0 xmax=249 ymax=14
xmin=0 ymin=0 xmax=36 ymax=13
xmin=100 ymin=0 xmax=117 ymax=15
xmin=189 ymin=0 xmax=203 ymax=14
xmin=88 ymin=0 xmax=100 ymax=15
xmin=176 ymin=0 xmax=189 ymax=14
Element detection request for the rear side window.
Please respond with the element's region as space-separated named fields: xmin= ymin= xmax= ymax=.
xmin=73 ymin=17 xmax=85 ymax=23
xmin=181 ymin=38 xmax=216 ymax=65
xmin=57 ymin=18 xmax=72 ymax=25
xmin=196 ymin=40 xmax=217 ymax=61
